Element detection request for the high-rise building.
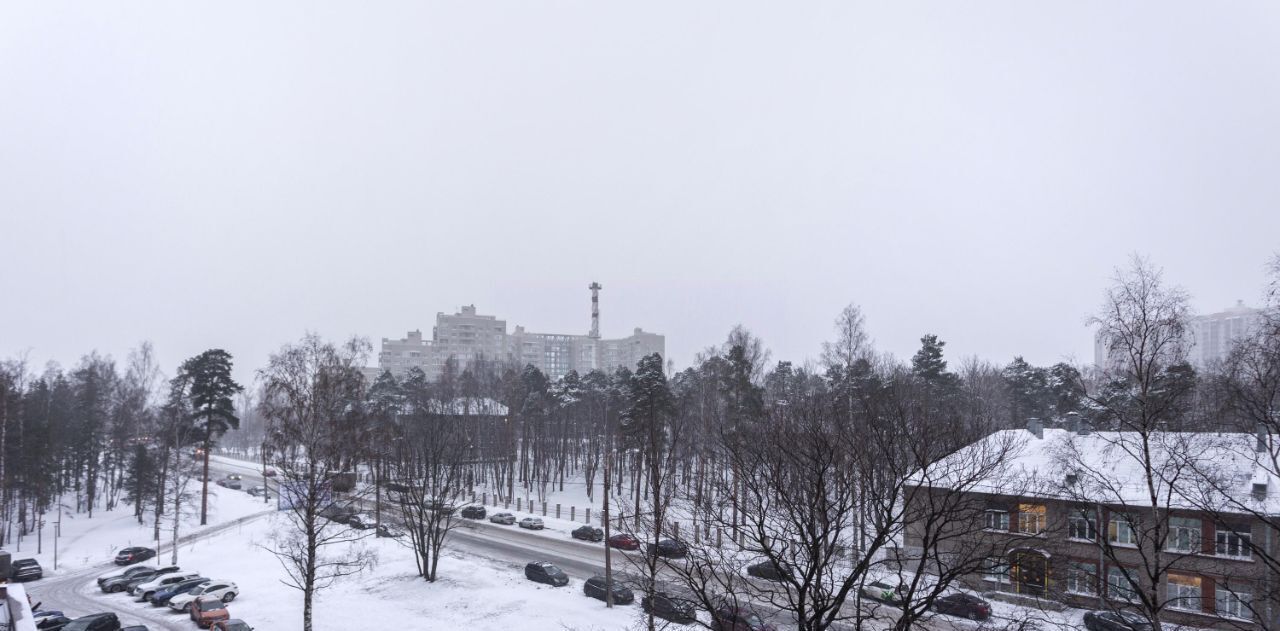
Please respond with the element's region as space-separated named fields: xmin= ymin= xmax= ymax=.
xmin=376 ymin=284 xmax=665 ymax=381
xmin=1094 ymin=300 xmax=1264 ymax=369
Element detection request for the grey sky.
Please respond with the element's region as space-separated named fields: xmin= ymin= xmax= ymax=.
xmin=3 ymin=2 xmax=1278 ymax=385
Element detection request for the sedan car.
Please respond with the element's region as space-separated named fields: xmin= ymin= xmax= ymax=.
xmin=151 ymin=577 xmax=210 ymax=607
xmin=524 ymin=561 xmax=569 ymax=587
xmin=571 ymin=525 xmax=604 ymax=542
xmin=12 ymin=558 xmax=44 ymax=581
xmin=212 ymin=621 xmax=255 ymax=631
xmin=642 ymin=592 xmax=698 ymax=625
xmin=114 ymin=546 xmax=156 ymax=565
xmin=61 ymin=613 xmax=120 ymax=631
xmin=932 ymin=593 xmax=991 ymax=621
xmin=583 ymin=575 xmax=634 ymax=605
xmin=712 ymin=605 xmax=776 ymax=631
xmin=646 ymin=538 xmax=688 ymax=559
xmin=608 ymin=533 xmax=640 ymax=550
xmin=489 ymin=512 xmax=517 ymax=525
xmin=191 ymin=596 xmax=231 ymax=628
xmin=170 ymin=581 xmax=240 ymax=612
xmin=1083 ymin=610 xmax=1155 ymax=631
xmin=460 ymin=505 xmax=486 ymax=519
xmin=519 ymin=517 xmax=545 ymax=530
xmin=746 ymin=560 xmax=792 ymax=582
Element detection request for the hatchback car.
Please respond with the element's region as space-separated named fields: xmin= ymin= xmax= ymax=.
xmin=12 ymin=558 xmax=43 ymax=581
xmin=489 ymin=512 xmax=517 ymax=525
xmin=1083 ymin=610 xmax=1155 ymax=631
xmin=519 ymin=517 xmax=545 ymax=530
xmin=647 ymin=538 xmax=688 ymax=558
xmin=608 ymin=533 xmax=640 ymax=550
xmin=524 ymin=562 xmax=569 ymax=586
xmin=932 ymin=593 xmax=991 ymax=620
xmin=191 ymin=596 xmax=231 ymax=628
xmin=460 ymin=505 xmax=486 ymax=519
xmin=571 ymin=525 xmax=604 ymax=542
xmin=583 ymin=575 xmax=634 ymax=604
xmin=114 ymin=546 xmax=156 ymax=565
xmin=642 ymin=592 xmax=698 ymax=625
xmin=61 ymin=613 xmax=120 ymax=631
xmin=746 ymin=560 xmax=792 ymax=582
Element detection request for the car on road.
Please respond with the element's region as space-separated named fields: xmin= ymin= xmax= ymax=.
xmin=61 ymin=613 xmax=121 ymax=631
xmin=932 ymin=593 xmax=991 ymax=621
xmin=571 ymin=525 xmax=603 ymax=542
xmin=320 ymin=502 xmax=358 ymax=523
xmin=746 ymin=560 xmax=792 ymax=582
xmin=151 ymin=577 xmax=210 ymax=607
xmin=246 ymin=486 xmax=270 ymax=498
xmin=215 ymin=477 xmax=242 ymax=490
xmin=12 ymin=557 xmax=44 ymax=581
xmin=113 ymin=546 xmax=156 ymax=565
xmin=489 ymin=512 xmax=516 ymax=525
xmin=712 ymin=605 xmax=776 ymax=631
xmin=860 ymin=580 xmax=908 ymax=606
xmin=132 ymin=571 xmax=202 ymax=601
xmin=519 ymin=517 xmax=545 ymax=530
xmin=262 ymin=467 xmax=277 ymax=477
xmin=583 ymin=575 xmax=634 ymax=604
xmin=99 ymin=565 xmax=161 ymax=591
xmin=170 ymin=581 xmax=240 ymax=612
xmin=212 ymin=621 xmax=255 ymax=631
xmin=191 ymin=596 xmax=231 ymax=628
xmin=524 ymin=561 xmax=569 ymax=587
xmin=608 ymin=533 xmax=640 ymax=550
xmin=1083 ymin=610 xmax=1155 ymax=631
xmin=646 ymin=538 xmax=688 ymax=559
xmin=460 ymin=505 xmax=486 ymax=519
xmin=226 ymin=474 xmax=241 ymax=481
xmin=642 ymin=592 xmax=698 ymax=625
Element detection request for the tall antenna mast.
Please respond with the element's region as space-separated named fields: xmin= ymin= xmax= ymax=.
xmin=589 ymin=281 xmax=602 ymax=339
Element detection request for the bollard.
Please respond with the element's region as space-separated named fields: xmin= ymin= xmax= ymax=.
xmin=556 ymin=504 xmax=561 ymax=519
xmin=716 ymin=529 xmax=722 ymax=548
xmin=571 ymin=506 xmax=575 ymax=521
xmin=517 ymin=498 xmax=522 ymax=511
xmin=542 ymin=501 xmax=547 ymax=516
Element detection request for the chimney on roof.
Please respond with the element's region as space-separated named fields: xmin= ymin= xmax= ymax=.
xmin=1027 ymin=418 xmax=1043 ymax=440
xmin=1064 ymin=412 xmax=1080 ymax=433
xmin=1257 ymin=424 xmax=1269 ymax=454
xmin=1253 ymin=481 xmax=1268 ymax=501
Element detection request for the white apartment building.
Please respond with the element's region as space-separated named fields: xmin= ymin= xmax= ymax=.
xmin=1094 ymin=300 xmax=1265 ymax=370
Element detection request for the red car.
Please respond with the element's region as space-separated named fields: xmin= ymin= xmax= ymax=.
xmin=608 ymin=533 xmax=640 ymax=551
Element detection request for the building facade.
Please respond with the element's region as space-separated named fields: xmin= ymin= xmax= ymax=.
xmin=376 ymin=284 xmax=664 ymax=381
xmin=1095 ymin=301 xmax=1265 ymax=370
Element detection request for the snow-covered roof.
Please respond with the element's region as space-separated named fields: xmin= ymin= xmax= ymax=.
xmin=914 ymin=428 xmax=1279 ymax=516
xmin=424 ymin=397 xmax=509 ymax=416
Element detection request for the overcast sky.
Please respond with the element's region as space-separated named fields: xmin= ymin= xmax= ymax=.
xmin=2 ymin=2 xmax=1279 ymax=385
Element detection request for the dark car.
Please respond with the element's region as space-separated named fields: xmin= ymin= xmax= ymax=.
xmin=932 ymin=593 xmax=991 ymax=621
xmin=572 ymin=525 xmax=604 ymax=542
xmin=642 ymin=592 xmax=698 ymax=625
xmin=99 ymin=565 xmax=155 ymax=590
xmin=121 ymin=627 xmax=150 ymax=631
xmin=608 ymin=533 xmax=640 ymax=550
xmin=345 ymin=513 xmax=376 ymax=530
xmin=460 ymin=505 xmax=486 ymax=519
xmin=583 ymin=575 xmax=634 ymax=604
xmin=62 ymin=613 xmax=121 ymax=631
xmin=212 ymin=621 xmax=255 ymax=631
xmin=12 ymin=557 xmax=44 ymax=581
xmin=114 ymin=546 xmax=156 ymax=565
xmin=712 ymin=606 xmax=776 ymax=631
xmin=215 ymin=478 xmax=242 ymax=490
xmin=524 ymin=561 xmax=570 ymax=586
xmin=319 ymin=502 xmax=358 ymax=523
xmin=37 ymin=615 xmax=73 ymax=630
xmin=246 ymin=486 xmax=270 ymax=498
xmin=647 ymin=538 xmax=688 ymax=559
xmin=1083 ymin=611 xmax=1155 ymax=631
xmin=746 ymin=560 xmax=791 ymax=582
xmin=103 ymin=569 xmax=158 ymax=593
xmin=151 ymin=577 xmax=210 ymax=607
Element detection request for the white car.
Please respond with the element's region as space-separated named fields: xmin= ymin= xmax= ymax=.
xmin=518 ymin=517 xmax=545 ymax=530
xmin=131 ymin=571 xmax=201 ymax=601
xmin=169 ymin=580 xmax=240 ymax=612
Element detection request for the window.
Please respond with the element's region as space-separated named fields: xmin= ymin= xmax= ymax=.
xmin=1216 ymin=586 xmax=1253 ymax=620
xmin=984 ymin=510 xmax=1010 ymax=531
xmin=1166 ymin=516 xmax=1202 ymax=553
xmin=1166 ymin=573 xmax=1202 ymax=612
xmin=1018 ymin=504 xmax=1046 ymax=535
xmin=1107 ymin=566 xmax=1138 ymax=602
xmin=981 ymin=556 xmax=1012 ymax=585
xmin=1216 ymin=528 xmax=1252 ymax=559
xmin=1068 ymin=511 xmax=1097 ymax=541
xmin=1065 ymin=561 xmax=1097 ymax=595
xmin=1108 ymin=514 xmax=1137 ymax=546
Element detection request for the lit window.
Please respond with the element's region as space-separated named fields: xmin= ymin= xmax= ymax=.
xmin=1166 ymin=516 xmax=1201 ymax=553
xmin=984 ymin=510 xmax=1010 ymax=531
xmin=1166 ymin=573 xmax=1201 ymax=612
xmin=1018 ymin=504 xmax=1046 ymax=535
xmin=1108 ymin=514 xmax=1137 ymax=546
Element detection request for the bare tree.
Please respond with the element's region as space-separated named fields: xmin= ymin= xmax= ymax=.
xmin=389 ymin=400 xmax=468 ymax=582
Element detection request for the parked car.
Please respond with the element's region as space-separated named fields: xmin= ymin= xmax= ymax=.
xmin=646 ymin=538 xmax=688 ymax=559
xmin=191 ymin=596 xmax=231 ymax=628
xmin=99 ymin=565 xmax=163 ymax=591
xmin=226 ymin=474 xmax=242 ymax=481
xmin=642 ymin=592 xmax=698 ymax=625
xmin=346 ymin=513 xmax=376 ymax=530
xmin=932 ymin=593 xmax=991 ymax=621
xmin=571 ymin=525 xmax=604 ymax=542
xmin=524 ymin=561 xmax=569 ymax=586
xmin=860 ymin=580 xmax=908 ymax=606
xmin=151 ymin=577 xmax=210 ymax=607
xmin=121 ymin=627 xmax=150 ymax=631
xmin=460 ymin=505 xmax=486 ymax=519
xmin=103 ymin=565 xmax=181 ymax=593
xmin=132 ymin=571 xmax=202 ymax=601
xmin=375 ymin=524 xmax=404 ymax=538
xmin=608 ymin=533 xmax=640 ymax=550
xmin=424 ymin=499 xmax=455 ymax=514
xmin=246 ymin=486 xmax=270 ymax=498
xmin=212 ymin=621 xmax=255 ymax=631
xmin=519 ymin=517 xmax=545 ymax=530
xmin=36 ymin=615 xmax=73 ymax=630
xmin=746 ymin=560 xmax=792 ymax=582
xmin=262 ymin=467 xmax=277 ymax=477
xmin=61 ymin=613 xmax=121 ymax=631
xmin=712 ymin=605 xmax=776 ymax=631
xmin=320 ymin=502 xmax=358 ymax=523
xmin=1083 ymin=610 xmax=1155 ymax=631
xmin=12 ymin=557 xmax=44 ymax=581
xmin=113 ymin=546 xmax=156 ymax=565
xmin=583 ymin=575 xmax=634 ymax=604
xmin=169 ymin=581 xmax=240 ymax=612
xmin=215 ymin=478 xmax=242 ymax=490
xmin=489 ymin=512 xmax=517 ymax=525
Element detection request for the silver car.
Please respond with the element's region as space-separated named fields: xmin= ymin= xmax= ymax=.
xmin=519 ymin=517 xmax=545 ymax=530
xmin=489 ymin=512 xmax=516 ymax=525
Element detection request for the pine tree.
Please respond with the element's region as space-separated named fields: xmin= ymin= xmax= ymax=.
xmin=180 ymin=349 xmax=243 ymax=526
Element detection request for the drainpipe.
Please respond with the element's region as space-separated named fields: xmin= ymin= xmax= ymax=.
xmin=1096 ymin=503 xmax=1106 ymax=609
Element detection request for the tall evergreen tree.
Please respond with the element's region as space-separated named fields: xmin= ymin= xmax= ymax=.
xmin=180 ymin=349 xmax=243 ymax=525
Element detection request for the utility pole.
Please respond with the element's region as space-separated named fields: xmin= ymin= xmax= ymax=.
xmin=602 ymin=401 xmax=613 ymax=608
